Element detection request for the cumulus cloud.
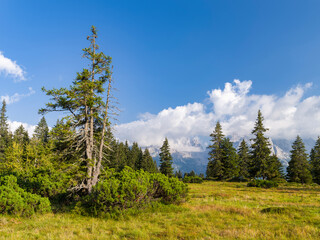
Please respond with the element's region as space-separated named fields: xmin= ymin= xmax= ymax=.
xmin=1 ymin=87 xmax=35 ymax=104
xmin=115 ymin=80 xmax=320 ymax=152
xmin=8 ymin=120 xmax=36 ymax=136
xmin=0 ymin=52 xmax=26 ymax=81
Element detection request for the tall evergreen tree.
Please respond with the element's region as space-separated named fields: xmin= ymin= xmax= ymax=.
xmin=140 ymin=148 xmax=158 ymax=173
xmin=206 ymin=121 xmax=224 ymax=179
xmin=33 ymin=116 xmax=49 ymax=144
xmin=39 ymin=26 xmax=114 ymax=193
xmin=250 ymin=110 xmax=271 ymax=179
xmin=310 ymin=137 xmax=320 ymax=184
xmin=129 ymin=142 xmax=142 ymax=169
xmin=238 ymin=139 xmax=250 ymax=179
xmin=220 ymin=137 xmax=239 ymax=179
xmin=0 ymin=100 xmax=11 ymax=160
xmin=267 ymin=154 xmax=284 ymax=180
xmin=287 ymin=135 xmax=312 ymax=183
xmin=159 ymin=138 xmax=173 ymax=177
xmin=13 ymin=125 xmax=29 ymax=162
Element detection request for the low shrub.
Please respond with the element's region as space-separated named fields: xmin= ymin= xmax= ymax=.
xmin=16 ymin=167 xmax=70 ymax=199
xmin=0 ymin=175 xmax=51 ymax=216
xmin=183 ymin=176 xmax=203 ymax=183
xmin=247 ymin=179 xmax=278 ymax=188
xmin=79 ymin=167 xmax=188 ymax=217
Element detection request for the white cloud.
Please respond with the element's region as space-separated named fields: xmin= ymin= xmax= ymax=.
xmin=1 ymin=87 xmax=35 ymax=104
xmin=8 ymin=120 xmax=36 ymax=136
xmin=0 ymin=52 xmax=26 ymax=81
xmin=115 ymin=80 xmax=320 ymax=152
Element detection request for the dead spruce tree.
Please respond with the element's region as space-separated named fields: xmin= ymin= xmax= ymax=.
xmin=40 ymin=26 xmax=115 ymax=193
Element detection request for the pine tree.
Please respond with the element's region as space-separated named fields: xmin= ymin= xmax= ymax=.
xmin=238 ymin=139 xmax=250 ymax=179
xmin=33 ymin=116 xmax=49 ymax=144
xmin=250 ymin=110 xmax=271 ymax=179
xmin=287 ymin=136 xmax=312 ymax=184
xmin=220 ymin=137 xmax=239 ymax=180
xmin=159 ymin=138 xmax=173 ymax=177
xmin=206 ymin=121 xmax=224 ymax=179
xmin=266 ymin=154 xmax=284 ymax=180
xmin=310 ymin=137 xmax=320 ymax=184
xmin=13 ymin=125 xmax=29 ymax=161
xmin=175 ymin=170 xmax=183 ymax=179
xmin=128 ymin=142 xmax=141 ymax=169
xmin=0 ymin=100 xmax=11 ymax=160
xmin=140 ymin=148 xmax=158 ymax=173
xmin=39 ymin=26 xmax=114 ymax=193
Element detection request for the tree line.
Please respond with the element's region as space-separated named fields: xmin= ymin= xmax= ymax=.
xmin=206 ymin=110 xmax=320 ymax=184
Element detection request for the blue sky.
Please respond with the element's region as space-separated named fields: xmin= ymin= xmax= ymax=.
xmin=1 ymin=0 xmax=320 ymax=148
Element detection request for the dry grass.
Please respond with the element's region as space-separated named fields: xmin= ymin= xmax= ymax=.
xmin=1 ymin=181 xmax=320 ymax=239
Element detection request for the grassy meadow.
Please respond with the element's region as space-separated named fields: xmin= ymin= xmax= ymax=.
xmin=1 ymin=181 xmax=320 ymax=239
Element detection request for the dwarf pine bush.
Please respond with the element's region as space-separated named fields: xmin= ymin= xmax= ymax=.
xmin=80 ymin=167 xmax=188 ymax=216
xmin=0 ymin=175 xmax=51 ymax=216
xmin=183 ymin=176 xmax=203 ymax=183
xmin=247 ymin=179 xmax=278 ymax=188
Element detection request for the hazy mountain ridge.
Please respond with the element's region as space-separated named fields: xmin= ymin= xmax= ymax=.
xmin=149 ymin=137 xmax=316 ymax=174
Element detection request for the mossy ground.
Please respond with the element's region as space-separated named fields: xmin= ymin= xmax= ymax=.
xmin=1 ymin=181 xmax=320 ymax=239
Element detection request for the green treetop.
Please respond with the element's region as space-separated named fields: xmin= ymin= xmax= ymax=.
xmin=206 ymin=121 xmax=225 ymax=179
xmin=237 ymin=139 xmax=250 ymax=179
xmin=287 ymin=135 xmax=312 ymax=183
xmin=159 ymin=138 xmax=173 ymax=177
xmin=310 ymin=137 xmax=320 ymax=184
xmin=33 ymin=116 xmax=49 ymax=144
xmin=250 ymin=110 xmax=271 ymax=179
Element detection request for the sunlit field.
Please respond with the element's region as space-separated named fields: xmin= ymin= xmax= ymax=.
xmin=1 ymin=181 xmax=320 ymax=240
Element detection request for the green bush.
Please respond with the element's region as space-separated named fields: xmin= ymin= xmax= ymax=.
xmin=16 ymin=167 xmax=69 ymax=199
xmin=183 ymin=176 xmax=203 ymax=183
xmin=0 ymin=175 xmax=51 ymax=216
xmin=80 ymin=167 xmax=188 ymax=216
xmin=247 ymin=179 xmax=279 ymax=188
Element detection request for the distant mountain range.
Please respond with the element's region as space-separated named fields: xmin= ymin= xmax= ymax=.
xmin=149 ymin=137 xmax=316 ymax=174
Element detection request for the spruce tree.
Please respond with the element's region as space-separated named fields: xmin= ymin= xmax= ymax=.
xmin=267 ymin=154 xmax=284 ymax=180
xmin=0 ymin=100 xmax=11 ymax=160
xmin=13 ymin=125 xmax=29 ymax=162
xmin=140 ymin=148 xmax=158 ymax=173
xmin=159 ymin=138 xmax=173 ymax=177
xmin=238 ymin=139 xmax=250 ymax=179
xmin=33 ymin=116 xmax=49 ymax=144
xmin=206 ymin=121 xmax=224 ymax=179
xmin=287 ymin=136 xmax=312 ymax=183
xmin=40 ymin=26 xmax=114 ymax=193
xmin=310 ymin=137 xmax=320 ymax=184
xmin=129 ymin=142 xmax=141 ymax=169
xmin=250 ymin=110 xmax=271 ymax=179
xmin=220 ymin=137 xmax=239 ymax=180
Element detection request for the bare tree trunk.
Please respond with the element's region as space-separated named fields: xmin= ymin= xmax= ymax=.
xmin=92 ymin=74 xmax=112 ymax=187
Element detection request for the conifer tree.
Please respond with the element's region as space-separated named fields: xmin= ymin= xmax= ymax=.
xmin=159 ymin=138 xmax=173 ymax=177
xmin=220 ymin=137 xmax=239 ymax=179
xmin=206 ymin=121 xmax=224 ymax=179
xmin=40 ymin=26 xmax=114 ymax=193
xmin=250 ymin=110 xmax=271 ymax=179
xmin=13 ymin=125 xmax=29 ymax=161
xmin=129 ymin=142 xmax=141 ymax=169
xmin=267 ymin=154 xmax=284 ymax=180
xmin=34 ymin=116 xmax=49 ymax=144
xmin=287 ymin=135 xmax=312 ymax=183
xmin=140 ymin=148 xmax=158 ymax=173
xmin=0 ymin=100 xmax=11 ymax=160
xmin=175 ymin=170 xmax=183 ymax=179
xmin=310 ymin=137 xmax=320 ymax=184
xmin=238 ymin=139 xmax=250 ymax=179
